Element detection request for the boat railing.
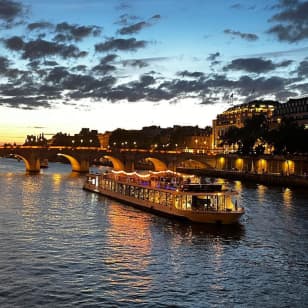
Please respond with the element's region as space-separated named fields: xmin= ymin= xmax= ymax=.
xmin=182 ymin=205 xmax=244 ymax=214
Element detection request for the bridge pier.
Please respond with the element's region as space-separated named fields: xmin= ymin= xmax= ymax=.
xmin=15 ymin=154 xmax=40 ymax=173
xmin=57 ymin=154 xmax=90 ymax=173
xmin=77 ymin=159 xmax=90 ymax=173
xmin=123 ymin=159 xmax=134 ymax=172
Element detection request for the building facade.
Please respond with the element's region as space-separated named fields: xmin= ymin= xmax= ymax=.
xmin=212 ymin=100 xmax=279 ymax=153
xmin=98 ymin=132 xmax=112 ymax=148
xmin=271 ymin=96 xmax=308 ymax=129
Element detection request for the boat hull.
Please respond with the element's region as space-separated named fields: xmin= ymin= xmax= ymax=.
xmin=83 ymin=183 xmax=244 ymax=224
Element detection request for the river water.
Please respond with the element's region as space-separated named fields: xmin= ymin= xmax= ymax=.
xmin=0 ymin=157 xmax=307 ymax=307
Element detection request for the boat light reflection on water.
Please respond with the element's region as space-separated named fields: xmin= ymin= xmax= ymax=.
xmin=104 ymin=201 xmax=153 ymax=269
xmin=283 ymin=188 xmax=292 ymax=208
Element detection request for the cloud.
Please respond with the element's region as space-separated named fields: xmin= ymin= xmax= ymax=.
xmin=224 ymin=29 xmax=259 ymax=41
xmin=0 ymin=55 xmax=27 ymax=79
xmin=244 ymin=46 xmax=308 ymax=58
xmin=118 ymin=21 xmax=150 ymax=35
xmin=122 ymin=59 xmax=148 ymax=68
xmin=223 ymin=57 xmax=293 ymax=73
xmin=104 ymin=78 xmax=173 ymax=102
xmin=99 ymin=54 xmax=118 ymax=63
xmin=207 ymin=52 xmax=220 ymax=62
xmin=92 ymin=63 xmax=116 ymax=75
xmin=27 ymin=21 xmax=53 ymax=31
xmin=177 ymin=70 xmax=204 ymax=78
xmin=267 ymin=0 xmax=308 ymax=42
xmin=71 ymin=65 xmax=87 ymax=72
xmin=0 ymin=59 xmax=300 ymax=111
xmin=0 ymin=0 xmax=26 ymax=27
xmin=43 ymin=60 xmax=59 ymax=67
xmin=117 ymin=14 xmax=161 ymax=35
xmin=95 ymin=37 xmax=147 ymax=52
xmin=0 ymin=1 xmax=305 ymax=112
xmin=205 ymin=74 xmax=299 ymax=103
xmin=150 ymin=14 xmax=161 ymax=21
xmin=295 ymin=60 xmax=308 ymax=77
xmin=294 ymin=82 xmax=308 ymax=93
xmin=4 ymin=37 xmax=88 ymax=59
xmin=119 ymin=56 xmax=169 ymax=68
xmin=92 ymin=55 xmax=117 ymax=75
xmin=115 ymin=2 xmax=132 ymax=11
xmin=0 ymin=55 xmax=10 ymax=70
xmin=230 ymin=3 xmax=256 ymax=10
xmin=139 ymin=74 xmax=156 ymax=86
xmin=0 ymin=96 xmax=51 ymax=109
xmin=45 ymin=66 xmax=70 ymax=84
xmin=3 ymin=35 xmax=24 ymax=50
xmin=55 ymin=22 xmax=102 ymax=41
xmin=230 ymin=3 xmax=244 ymax=9
xmin=115 ymin=14 xmax=139 ymax=26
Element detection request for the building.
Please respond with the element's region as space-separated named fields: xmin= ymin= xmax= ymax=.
xmin=181 ymin=134 xmax=213 ymax=153
xmin=212 ymin=100 xmax=279 ymax=152
xmin=98 ymin=131 xmax=112 ymax=148
xmin=272 ymin=96 xmax=308 ymax=129
xmin=24 ymin=133 xmax=48 ymax=146
xmin=49 ymin=128 xmax=100 ymax=147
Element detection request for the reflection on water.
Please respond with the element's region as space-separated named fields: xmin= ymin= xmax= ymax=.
xmin=103 ymin=200 xmax=153 ymax=298
xmin=283 ymin=187 xmax=292 ymax=207
xmin=164 ymin=220 xmax=245 ymax=242
xmin=105 ymin=200 xmax=152 ymax=266
xmin=257 ymin=184 xmax=268 ymax=204
xmin=0 ymin=158 xmax=307 ymax=307
xmin=233 ymin=180 xmax=243 ymax=193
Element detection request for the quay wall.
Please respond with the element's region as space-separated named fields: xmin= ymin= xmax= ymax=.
xmin=177 ymin=168 xmax=308 ymax=188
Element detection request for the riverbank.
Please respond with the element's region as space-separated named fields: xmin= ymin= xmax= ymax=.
xmin=177 ymin=168 xmax=308 ymax=188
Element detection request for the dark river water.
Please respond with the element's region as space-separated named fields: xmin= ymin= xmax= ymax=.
xmin=0 ymin=157 xmax=307 ymax=307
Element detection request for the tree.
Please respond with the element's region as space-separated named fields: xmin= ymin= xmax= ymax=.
xmin=267 ymin=118 xmax=308 ymax=154
xmin=221 ymin=115 xmax=268 ymax=155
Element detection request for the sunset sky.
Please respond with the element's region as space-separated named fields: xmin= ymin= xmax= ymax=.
xmin=0 ymin=0 xmax=307 ymax=143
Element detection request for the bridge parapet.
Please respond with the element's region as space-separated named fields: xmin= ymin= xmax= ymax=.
xmin=1 ymin=146 xmax=306 ymax=176
xmin=0 ymin=146 xmax=219 ymax=173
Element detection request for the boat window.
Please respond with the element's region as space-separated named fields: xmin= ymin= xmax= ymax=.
xmin=174 ymin=195 xmax=182 ymax=209
xmin=144 ymin=189 xmax=149 ymax=200
xmin=166 ymin=193 xmax=173 ymax=207
xmin=134 ymin=186 xmax=140 ymax=199
xmin=154 ymin=191 xmax=160 ymax=204
xmin=160 ymin=192 xmax=167 ymax=206
xmin=149 ymin=190 xmax=155 ymax=202
xmin=182 ymin=195 xmax=192 ymax=210
xmin=129 ymin=185 xmax=134 ymax=196
xmin=192 ymin=196 xmax=211 ymax=210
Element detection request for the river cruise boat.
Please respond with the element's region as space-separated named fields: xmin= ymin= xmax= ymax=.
xmin=83 ymin=170 xmax=244 ymax=224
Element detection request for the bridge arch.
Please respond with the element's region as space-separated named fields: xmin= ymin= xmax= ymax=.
xmin=104 ymin=155 xmax=125 ymax=171
xmin=57 ymin=153 xmax=89 ymax=172
xmin=176 ymin=158 xmax=211 ymax=170
xmin=14 ymin=154 xmax=40 ymax=172
xmin=143 ymin=157 xmax=167 ymax=171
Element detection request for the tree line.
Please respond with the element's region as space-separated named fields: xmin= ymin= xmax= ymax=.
xmin=220 ymin=115 xmax=308 ymax=155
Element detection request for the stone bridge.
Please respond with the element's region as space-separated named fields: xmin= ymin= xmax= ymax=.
xmin=0 ymin=146 xmax=216 ymax=173
xmin=0 ymin=146 xmax=307 ymax=176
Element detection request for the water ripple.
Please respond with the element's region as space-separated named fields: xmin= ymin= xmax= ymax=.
xmin=0 ymin=159 xmax=307 ymax=307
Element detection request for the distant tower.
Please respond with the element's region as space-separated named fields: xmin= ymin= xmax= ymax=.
xmin=229 ymin=93 xmax=234 ymax=106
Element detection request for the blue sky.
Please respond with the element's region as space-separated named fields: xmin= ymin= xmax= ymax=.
xmin=0 ymin=0 xmax=307 ymax=143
